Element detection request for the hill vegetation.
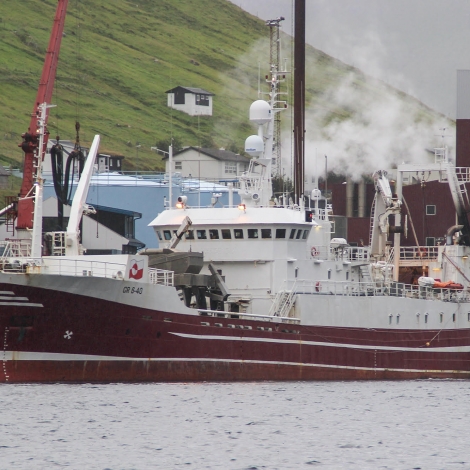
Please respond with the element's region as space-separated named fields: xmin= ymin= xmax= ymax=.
xmin=0 ymin=0 xmax=452 ymax=179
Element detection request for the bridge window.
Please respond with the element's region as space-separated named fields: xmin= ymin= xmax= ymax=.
xmin=302 ymin=230 xmax=309 ymax=239
xmin=289 ymin=229 xmax=296 ymax=239
xmin=296 ymin=230 xmax=302 ymax=240
xmin=234 ymin=229 xmax=244 ymax=239
xmin=185 ymin=230 xmax=194 ymax=240
xmin=156 ymin=231 xmax=162 ymax=241
xmin=163 ymin=230 xmax=172 ymax=240
xmin=276 ymin=229 xmax=286 ymax=239
xmin=248 ymin=229 xmax=258 ymax=239
xmin=197 ymin=230 xmax=207 ymax=240
xmin=221 ymin=229 xmax=231 ymax=239
xmin=261 ymin=228 xmax=271 ymax=239
xmin=425 ymin=237 xmax=435 ymax=246
xmin=209 ymin=229 xmax=219 ymax=239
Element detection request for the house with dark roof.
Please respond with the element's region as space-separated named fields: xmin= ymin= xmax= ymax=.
xmin=165 ymin=86 xmax=214 ymax=116
xmin=163 ymin=147 xmax=250 ymax=179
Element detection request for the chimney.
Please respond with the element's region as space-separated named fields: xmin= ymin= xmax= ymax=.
xmin=456 ymin=70 xmax=470 ymax=167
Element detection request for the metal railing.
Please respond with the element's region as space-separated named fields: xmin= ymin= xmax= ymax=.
xmin=149 ymin=268 xmax=174 ymax=286
xmin=0 ymin=239 xmax=32 ymax=258
xmin=398 ymin=246 xmax=439 ymax=261
xmin=0 ymin=256 xmax=174 ymax=287
xmin=309 ymin=245 xmax=371 ymax=262
xmin=288 ymin=279 xmax=470 ymax=303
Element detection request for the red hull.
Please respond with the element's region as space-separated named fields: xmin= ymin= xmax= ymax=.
xmin=2 ymin=282 xmax=470 ymax=382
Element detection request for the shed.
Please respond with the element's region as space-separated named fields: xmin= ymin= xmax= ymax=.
xmin=165 ymin=86 xmax=214 ymax=116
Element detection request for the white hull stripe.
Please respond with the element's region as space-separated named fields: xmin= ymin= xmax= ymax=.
xmin=0 ymin=296 xmax=28 ymax=301
xmin=2 ymin=351 xmax=470 ymax=375
xmin=0 ymin=302 xmax=43 ymax=307
xmin=170 ymin=332 xmax=470 ymax=353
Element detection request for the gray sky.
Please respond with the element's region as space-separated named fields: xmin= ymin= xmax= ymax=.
xmin=231 ymin=0 xmax=470 ymax=118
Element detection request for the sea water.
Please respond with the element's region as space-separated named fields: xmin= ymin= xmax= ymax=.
xmin=1 ymin=380 xmax=469 ymax=469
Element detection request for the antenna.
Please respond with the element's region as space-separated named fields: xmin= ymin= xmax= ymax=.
xmin=265 ymin=16 xmax=285 ymax=177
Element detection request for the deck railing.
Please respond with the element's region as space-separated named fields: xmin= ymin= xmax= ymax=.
xmin=0 ymin=256 xmax=174 ymax=286
xmin=288 ymin=279 xmax=470 ymax=303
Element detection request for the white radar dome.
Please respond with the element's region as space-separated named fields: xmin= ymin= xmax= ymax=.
xmin=245 ymin=135 xmax=264 ymax=157
xmin=249 ymin=100 xmax=271 ymax=125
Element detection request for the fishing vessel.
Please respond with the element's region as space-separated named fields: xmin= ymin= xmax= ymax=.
xmin=3 ymin=68 xmax=470 ymax=382
xmin=2 ymin=1 xmax=470 ymax=382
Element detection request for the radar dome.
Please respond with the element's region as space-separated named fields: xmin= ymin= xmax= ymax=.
xmin=249 ymin=100 xmax=271 ymax=125
xmin=245 ymin=135 xmax=264 ymax=157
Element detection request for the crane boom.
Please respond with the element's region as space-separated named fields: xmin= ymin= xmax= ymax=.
xmin=17 ymin=0 xmax=69 ymax=230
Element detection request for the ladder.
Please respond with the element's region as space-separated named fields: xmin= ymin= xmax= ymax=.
xmin=369 ymin=193 xmax=377 ymax=247
xmin=269 ymin=286 xmax=297 ymax=317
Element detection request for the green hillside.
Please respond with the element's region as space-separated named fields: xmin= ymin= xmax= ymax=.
xmin=0 ymin=0 xmax=452 ymax=174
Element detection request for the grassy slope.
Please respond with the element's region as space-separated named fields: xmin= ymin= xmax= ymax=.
xmin=0 ymin=0 xmax=450 ymax=175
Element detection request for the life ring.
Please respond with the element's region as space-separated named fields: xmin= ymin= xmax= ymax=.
xmin=311 ymin=246 xmax=319 ymax=257
xmin=315 ymin=281 xmax=321 ymax=292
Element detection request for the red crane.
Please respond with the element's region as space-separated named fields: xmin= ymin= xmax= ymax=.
xmin=16 ymin=0 xmax=69 ymax=230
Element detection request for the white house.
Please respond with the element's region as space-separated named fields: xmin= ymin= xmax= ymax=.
xmin=163 ymin=147 xmax=250 ymax=180
xmin=165 ymin=86 xmax=214 ymax=116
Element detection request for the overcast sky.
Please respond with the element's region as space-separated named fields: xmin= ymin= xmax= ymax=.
xmin=231 ymin=0 xmax=470 ymax=118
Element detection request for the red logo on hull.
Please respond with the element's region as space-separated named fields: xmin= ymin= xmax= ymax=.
xmin=129 ymin=259 xmax=144 ymax=280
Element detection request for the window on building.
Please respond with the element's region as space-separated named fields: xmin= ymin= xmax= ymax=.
xmin=196 ymin=94 xmax=209 ymax=107
xmin=225 ymin=162 xmax=237 ymax=174
xmin=425 ymin=237 xmax=435 ymax=246
xmin=234 ymin=229 xmax=244 ymax=239
xmin=197 ymin=230 xmax=207 ymax=240
xmin=163 ymin=230 xmax=172 ymax=240
xmin=209 ymin=229 xmax=219 ymax=239
xmin=221 ymin=229 xmax=231 ymax=239
xmin=261 ymin=228 xmax=271 ymax=239
xmin=248 ymin=228 xmax=258 ymax=239
xmin=276 ymin=229 xmax=286 ymax=239
xmin=426 ymin=205 xmax=436 ymax=215
xmin=175 ymin=161 xmax=182 ymax=170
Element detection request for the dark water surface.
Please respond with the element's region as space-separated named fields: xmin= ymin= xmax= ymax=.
xmin=1 ymin=380 xmax=469 ymax=469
